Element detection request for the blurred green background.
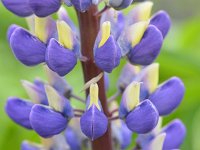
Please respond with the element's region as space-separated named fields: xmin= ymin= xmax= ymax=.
xmin=0 ymin=1 xmax=200 ymax=149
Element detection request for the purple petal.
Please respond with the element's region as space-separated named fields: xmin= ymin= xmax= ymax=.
xmin=149 ymin=77 xmax=185 ymax=116
xmin=150 ymin=10 xmax=171 ymax=38
xmin=94 ymin=36 xmax=121 ymax=73
xmin=10 ymin=28 xmax=46 ymax=66
xmin=162 ymin=119 xmax=186 ymax=150
xmin=21 ymin=141 xmax=42 ymax=150
xmin=7 ymin=24 xmax=20 ymax=41
xmin=46 ymin=38 xmax=77 ymax=76
xmin=2 ymin=0 xmax=33 ymax=17
xmin=30 ymin=104 xmax=67 ymax=138
xmin=117 ymin=63 xmax=139 ymax=92
xmin=65 ymin=127 xmax=81 ymax=150
xmin=80 ymin=105 xmax=108 ymax=140
xmin=126 ymin=99 xmax=159 ymax=134
xmin=71 ymin=0 xmax=92 ymax=12
xmin=29 ymin=0 xmax=61 ymax=17
xmin=104 ymin=73 xmax=109 ymax=91
xmin=5 ymin=97 xmax=33 ymax=129
xmin=109 ymin=0 xmax=133 ymax=10
xmin=120 ymin=121 xmax=132 ymax=149
xmin=128 ymin=25 xmax=163 ymax=65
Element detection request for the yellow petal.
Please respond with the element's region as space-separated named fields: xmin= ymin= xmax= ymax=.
xmin=45 ymin=85 xmax=63 ymax=112
xmin=145 ymin=63 xmax=159 ymax=93
xmin=148 ymin=133 xmax=166 ymax=150
xmin=57 ymin=21 xmax=73 ymax=49
xmin=127 ymin=21 xmax=149 ymax=47
xmin=135 ymin=1 xmax=153 ymax=21
xmin=88 ymin=83 xmax=101 ymax=110
xmin=125 ymin=81 xmax=140 ymax=111
xmin=35 ymin=16 xmax=48 ymax=43
xmin=99 ymin=21 xmax=111 ymax=47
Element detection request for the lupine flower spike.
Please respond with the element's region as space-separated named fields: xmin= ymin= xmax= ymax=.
xmin=3 ymin=0 xmax=186 ymax=149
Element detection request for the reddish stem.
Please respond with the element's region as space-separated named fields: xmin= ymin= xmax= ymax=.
xmin=76 ymin=5 xmax=113 ymax=150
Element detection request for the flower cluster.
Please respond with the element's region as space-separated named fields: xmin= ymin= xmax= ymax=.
xmin=3 ymin=0 xmax=186 ymax=150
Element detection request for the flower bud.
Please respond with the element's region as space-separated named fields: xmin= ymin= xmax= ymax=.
xmin=109 ymin=0 xmax=134 ymax=10
xmin=80 ymin=105 xmax=108 ymax=140
xmin=30 ymin=104 xmax=67 ymax=138
xmin=71 ymin=0 xmax=92 ymax=12
xmin=80 ymin=84 xmax=108 ymax=140
xmin=46 ymin=21 xmax=79 ymax=76
xmin=29 ymin=0 xmax=61 ymax=17
xmin=128 ymin=25 xmax=163 ymax=65
xmin=94 ymin=21 xmax=121 ymax=73
xmin=10 ymin=28 xmax=46 ymax=66
xmin=65 ymin=127 xmax=81 ymax=150
xmin=150 ymin=11 xmax=171 ymax=38
xmin=5 ymin=97 xmax=33 ymax=129
xmin=149 ymin=77 xmax=185 ymax=115
xmin=21 ymin=141 xmax=43 ymax=150
xmin=125 ymin=99 xmax=159 ymax=134
xmin=2 ymin=0 xmax=33 ymax=17
xmin=119 ymin=121 xmax=132 ymax=149
xmin=161 ymin=119 xmax=186 ymax=150
xmin=64 ymin=0 xmax=73 ymax=6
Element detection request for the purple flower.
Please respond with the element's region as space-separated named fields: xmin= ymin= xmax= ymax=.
xmin=65 ymin=126 xmax=81 ymax=150
xmin=80 ymin=105 xmax=108 ymax=140
xmin=9 ymin=27 xmax=46 ymax=66
xmin=150 ymin=10 xmax=171 ymax=38
xmin=30 ymin=104 xmax=67 ymax=138
xmin=149 ymin=77 xmax=185 ymax=115
xmin=161 ymin=119 xmax=186 ymax=150
xmin=7 ymin=24 xmax=20 ymax=41
xmin=46 ymin=38 xmax=77 ymax=76
xmin=128 ymin=25 xmax=163 ymax=65
xmin=5 ymin=97 xmax=33 ymax=129
xmin=2 ymin=0 xmax=33 ymax=17
xmin=29 ymin=0 xmax=61 ymax=17
xmin=94 ymin=22 xmax=121 ymax=73
xmin=21 ymin=141 xmax=42 ymax=150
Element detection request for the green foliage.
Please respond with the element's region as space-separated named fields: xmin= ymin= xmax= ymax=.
xmin=0 ymin=3 xmax=200 ymax=150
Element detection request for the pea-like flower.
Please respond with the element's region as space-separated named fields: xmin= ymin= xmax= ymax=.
xmin=30 ymin=85 xmax=74 ymax=137
xmin=46 ymin=21 xmax=79 ymax=76
xmin=9 ymin=16 xmax=56 ymax=66
xmin=80 ymin=83 xmax=108 ymax=140
xmin=119 ymin=81 xmax=159 ymax=134
xmin=70 ymin=0 xmax=92 ymax=12
xmin=94 ymin=21 xmax=121 ymax=73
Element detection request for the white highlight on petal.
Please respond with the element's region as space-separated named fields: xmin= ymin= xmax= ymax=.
xmin=88 ymin=83 xmax=101 ymax=110
xmin=99 ymin=21 xmax=111 ymax=47
xmin=148 ymin=133 xmax=166 ymax=150
xmin=45 ymin=85 xmax=64 ymax=112
xmin=57 ymin=20 xmax=73 ymax=49
xmin=127 ymin=21 xmax=149 ymax=47
xmin=124 ymin=81 xmax=140 ymax=111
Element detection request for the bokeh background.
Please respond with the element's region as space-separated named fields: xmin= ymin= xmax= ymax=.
xmin=0 ymin=0 xmax=200 ymax=149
